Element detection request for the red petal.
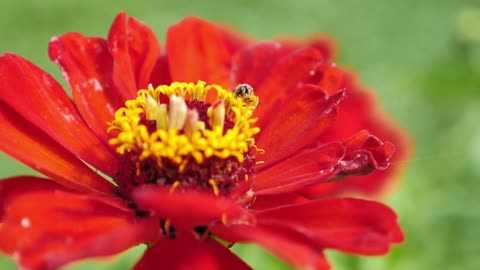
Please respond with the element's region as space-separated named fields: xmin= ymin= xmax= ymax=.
xmin=132 ymin=186 xmax=254 ymax=230
xmin=255 ymin=85 xmax=345 ymax=164
xmin=0 ymin=53 xmax=118 ymax=177
xmin=149 ymin=54 xmax=171 ymax=87
xmin=108 ymin=12 xmax=160 ymax=94
xmin=249 ymin=193 xmax=310 ymax=211
xmin=254 ymin=142 xmax=344 ymax=195
xmin=219 ymin=25 xmax=251 ymax=60
xmin=166 ymin=17 xmax=231 ymax=87
xmin=303 ymin=71 xmax=412 ymax=197
xmin=231 ymin=41 xmax=283 ymax=89
xmin=333 ymin=130 xmax=396 ymax=178
xmin=277 ymin=35 xmax=337 ymax=62
xmin=256 ymin=198 xmax=404 ymax=255
xmin=0 ymin=176 xmax=63 ymax=222
xmin=0 ymin=188 xmax=159 ymax=270
xmin=134 ymin=233 xmax=251 ymax=270
xmin=252 ymin=47 xmax=326 ymax=114
xmin=0 ymin=105 xmax=115 ymax=194
xmin=48 ymin=33 xmax=124 ymax=143
xmin=212 ymin=225 xmax=330 ymax=270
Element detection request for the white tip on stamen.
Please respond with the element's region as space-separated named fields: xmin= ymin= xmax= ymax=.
xmin=184 ymin=109 xmax=199 ymax=137
xmin=168 ymin=95 xmax=188 ymax=130
xmin=209 ymin=100 xmax=225 ymax=130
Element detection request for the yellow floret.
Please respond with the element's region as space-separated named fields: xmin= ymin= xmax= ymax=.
xmin=108 ymin=81 xmax=260 ymax=164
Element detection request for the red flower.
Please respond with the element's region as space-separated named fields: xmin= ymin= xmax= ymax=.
xmin=0 ymin=12 xmax=409 ymax=270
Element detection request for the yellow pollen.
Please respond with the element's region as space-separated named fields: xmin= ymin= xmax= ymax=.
xmin=108 ymin=81 xmax=260 ymax=164
xmin=255 ymin=160 xmax=265 ymax=165
xmin=208 ymin=179 xmax=220 ymax=196
xmin=251 ymin=144 xmax=265 ymax=154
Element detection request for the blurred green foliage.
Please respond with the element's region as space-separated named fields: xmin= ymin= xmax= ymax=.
xmin=1 ymin=0 xmax=479 ymax=269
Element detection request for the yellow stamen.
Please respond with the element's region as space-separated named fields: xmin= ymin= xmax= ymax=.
xmin=108 ymin=81 xmax=261 ymax=165
xmin=256 ymin=160 xmax=265 ymax=165
xmin=252 ymin=144 xmax=265 ymax=154
xmin=208 ymin=100 xmax=225 ymax=130
xmin=169 ymin=181 xmax=180 ymax=193
xmin=184 ymin=110 xmax=199 ymax=138
xmin=208 ymin=179 xmax=220 ymax=196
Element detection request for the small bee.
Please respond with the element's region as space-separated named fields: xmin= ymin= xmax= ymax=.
xmin=234 ymin=83 xmax=259 ymax=108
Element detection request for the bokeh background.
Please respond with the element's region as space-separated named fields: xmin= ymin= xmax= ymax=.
xmin=1 ymin=0 xmax=479 ymax=269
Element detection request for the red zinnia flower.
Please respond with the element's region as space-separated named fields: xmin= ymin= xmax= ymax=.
xmin=0 ymin=12 xmax=409 ymax=270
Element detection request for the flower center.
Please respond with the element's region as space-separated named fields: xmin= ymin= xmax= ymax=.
xmin=108 ymin=81 xmax=260 ymax=199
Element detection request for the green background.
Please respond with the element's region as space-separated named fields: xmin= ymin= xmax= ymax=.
xmin=1 ymin=0 xmax=479 ymax=269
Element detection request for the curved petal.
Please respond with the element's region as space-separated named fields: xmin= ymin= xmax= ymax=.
xmin=212 ymin=225 xmax=330 ymax=270
xmin=333 ymin=130 xmax=395 ymax=179
xmin=302 ymin=70 xmax=412 ymax=197
xmin=132 ymin=186 xmax=254 ymax=230
xmin=48 ymin=32 xmax=124 ymax=143
xmin=134 ymin=233 xmax=251 ymax=270
xmin=0 ymin=186 xmax=158 ymax=270
xmin=256 ymin=198 xmax=404 ymax=255
xmin=0 ymin=53 xmax=118 ymax=177
xmin=253 ymin=142 xmax=344 ymax=195
xmin=108 ymin=12 xmax=160 ymax=95
xmin=166 ymin=17 xmax=232 ymax=87
xmin=0 ymin=105 xmax=115 ymax=194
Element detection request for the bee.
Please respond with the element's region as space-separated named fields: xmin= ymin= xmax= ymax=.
xmin=234 ymin=83 xmax=259 ymax=108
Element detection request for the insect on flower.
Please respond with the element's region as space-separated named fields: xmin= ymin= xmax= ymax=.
xmin=234 ymin=83 xmax=259 ymax=108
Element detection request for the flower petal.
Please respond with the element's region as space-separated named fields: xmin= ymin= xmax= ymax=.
xmin=132 ymin=186 xmax=254 ymax=230
xmin=0 ymin=186 xmax=158 ymax=270
xmin=0 ymin=105 xmax=115 ymax=194
xmin=254 ymin=142 xmax=344 ymax=195
xmin=218 ymin=25 xmax=251 ymax=59
xmin=166 ymin=17 xmax=232 ymax=87
xmin=255 ymin=84 xmax=345 ymax=164
xmin=252 ymin=47 xmax=326 ymax=114
xmin=149 ymin=54 xmax=171 ymax=87
xmin=108 ymin=12 xmax=160 ymax=95
xmin=302 ymin=70 xmax=412 ymax=197
xmin=48 ymin=33 xmax=124 ymax=143
xmin=0 ymin=176 xmax=62 ymax=222
xmin=334 ymin=130 xmax=396 ymax=178
xmin=212 ymin=225 xmax=330 ymax=270
xmin=133 ymin=233 xmax=251 ymax=270
xmin=249 ymin=193 xmax=310 ymax=211
xmin=231 ymin=41 xmax=284 ymax=89
xmin=277 ymin=35 xmax=337 ymax=62
xmin=256 ymin=198 xmax=404 ymax=255
xmin=0 ymin=53 xmax=118 ymax=177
